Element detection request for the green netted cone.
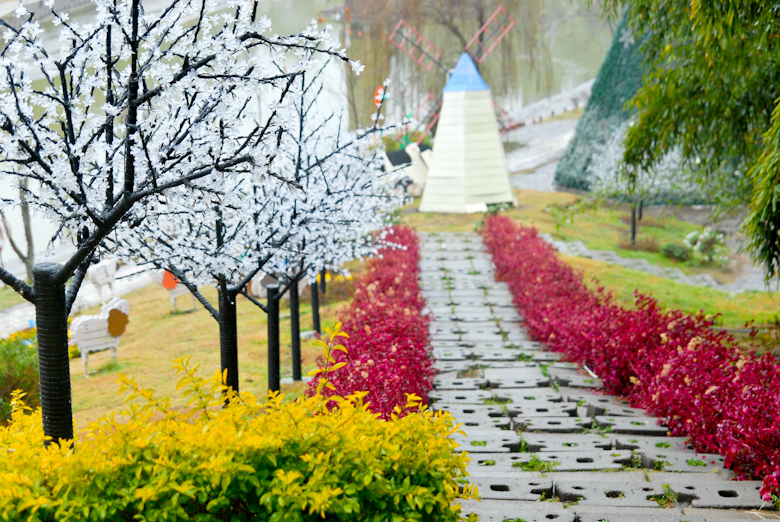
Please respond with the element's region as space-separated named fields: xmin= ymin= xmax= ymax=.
xmin=554 ymin=10 xmax=645 ymax=190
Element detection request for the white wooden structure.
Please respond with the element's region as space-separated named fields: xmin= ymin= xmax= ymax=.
xmin=152 ymin=269 xmax=196 ymax=312
xmin=70 ymin=297 xmax=129 ymax=377
xmin=87 ymin=258 xmax=117 ymax=301
xmin=419 ymin=53 xmax=515 ymax=213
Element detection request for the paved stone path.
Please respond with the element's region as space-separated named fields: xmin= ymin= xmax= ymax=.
xmin=418 ymin=232 xmax=776 ymax=522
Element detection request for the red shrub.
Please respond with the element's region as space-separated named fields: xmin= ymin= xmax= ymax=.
xmin=307 ymin=225 xmax=434 ymax=418
xmin=481 ymin=214 xmax=780 ymax=500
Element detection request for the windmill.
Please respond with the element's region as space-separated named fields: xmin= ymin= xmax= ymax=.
xmin=388 ymin=5 xmax=521 ymax=140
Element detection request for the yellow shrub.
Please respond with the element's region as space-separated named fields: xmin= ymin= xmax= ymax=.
xmin=0 ymin=329 xmax=476 ymax=521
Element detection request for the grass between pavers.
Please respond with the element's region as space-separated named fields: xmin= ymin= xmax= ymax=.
xmin=0 ymin=285 xmax=25 ymax=310
xmin=402 ymin=189 xmax=731 ymax=283
xmin=563 ymin=255 xmax=780 ymax=328
xmin=68 ymin=281 xmax=351 ymax=429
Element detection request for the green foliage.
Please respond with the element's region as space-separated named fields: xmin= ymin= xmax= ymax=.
xmin=686 ymin=458 xmax=707 ymax=467
xmin=555 ymin=10 xmax=645 ymax=190
xmin=512 ymin=455 xmax=560 ymax=472
xmin=647 ymin=483 xmax=678 ymax=507
xmin=602 ymin=0 xmax=780 ymax=277
xmin=0 ymin=331 xmax=477 ymax=521
xmin=68 ymin=344 xmax=80 ymax=360
xmin=683 ymin=229 xmax=729 ymax=266
xmin=0 ymin=329 xmax=38 ymax=423
xmin=661 ymin=243 xmax=690 ymax=262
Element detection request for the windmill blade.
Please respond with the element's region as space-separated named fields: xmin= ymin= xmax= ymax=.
xmin=388 ymin=19 xmax=447 ymax=73
xmin=466 ymin=6 xmax=516 ymax=64
xmin=413 ymin=94 xmax=443 ymax=142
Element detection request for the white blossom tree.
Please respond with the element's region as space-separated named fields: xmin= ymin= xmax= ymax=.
xmin=0 ymin=0 xmax=361 ymax=444
xmin=119 ymin=66 xmax=402 ymax=394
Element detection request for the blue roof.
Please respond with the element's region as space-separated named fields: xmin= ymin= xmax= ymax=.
xmin=442 ymin=53 xmax=489 ymax=93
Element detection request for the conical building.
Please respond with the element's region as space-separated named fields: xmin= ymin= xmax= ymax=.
xmin=419 ymin=53 xmax=514 ymax=213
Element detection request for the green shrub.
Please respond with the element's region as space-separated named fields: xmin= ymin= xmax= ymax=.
xmin=68 ymin=344 xmax=80 ymax=360
xmin=0 ymin=329 xmax=38 ymax=423
xmin=661 ymin=242 xmax=691 ymax=262
xmin=0 ymin=343 xmax=477 ymax=521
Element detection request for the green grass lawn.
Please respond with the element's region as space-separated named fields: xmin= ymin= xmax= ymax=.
xmin=564 ymin=255 xmax=780 ymax=328
xmin=0 ymin=285 xmax=25 ymax=310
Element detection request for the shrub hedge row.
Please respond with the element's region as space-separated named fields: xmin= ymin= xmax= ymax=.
xmin=481 ymin=214 xmax=780 ymax=501
xmin=309 ymin=225 xmax=434 ymax=418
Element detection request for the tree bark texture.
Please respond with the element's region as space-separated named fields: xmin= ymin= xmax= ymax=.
xmin=218 ymin=286 xmax=239 ymax=393
xmin=33 ymin=263 xmax=73 ymax=445
xmin=267 ymin=284 xmax=280 ymax=392
xmin=289 ymin=287 xmax=301 ymax=381
xmin=310 ymin=281 xmax=320 ymax=334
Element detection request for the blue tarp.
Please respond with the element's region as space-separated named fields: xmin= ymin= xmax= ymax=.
xmin=442 ymin=53 xmax=489 ymax=93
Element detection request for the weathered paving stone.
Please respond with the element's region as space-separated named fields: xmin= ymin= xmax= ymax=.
xmin=532 ymin=351 xmax=563 ymax=362
xmin=649 ymin=476 xmax=767 ymax=510
xmin=615 ymin=436 xmax=692 ymax=452
xmin=431 ymin=403 xmax=506 ymax=418
xmin=428 ymin=390 xmax=491 ymax=403
xmin=472 ymin=350 xmax=525 ymax=361
xmin=505 ymin=401 xmax=578 ymax=417
xmin=453 ymin=322 xmax=502 ymax=335
xmin=457 ymin=499 xmax=577 ymax=522
xmin=432 ymin=376 xmax=488 ymax=391
xmin=521 ymin=433 xmax=614 ymax=452
xmin=460 ymin=331 xmax=507 ymax=343
xmin=549 ymin=368 xmax=604 ymax=389
xmin=484 ymin=367 xmax=550 ymax=388
xmin=458 ymin=416 xmax=512 ymax=430
xmin=595 ymin=416 xmax=669 ymax=435
xmin=508 ymin=450 xmax=634 ymax=471
xmin=432 ymin=347 xmax=472 ymax=360
xmin=642 ymin=450 xmax=733 ymax=475
xmin=432 ymin=360 xmax=475 ymax=373
xmin=450 ymin=429 xmax=522 ymax=452
xmin=495 ymin=389 xmax=562 ymax=402
xmin=513 ymin=416 xmax=592 ymax=432
xmin=555 ymin=479 xmax=668 ymax=507
xmin=465 ymin=476 xmax=554 ymax=501
xmin=573 ymin=505 xmax=708 ymax=522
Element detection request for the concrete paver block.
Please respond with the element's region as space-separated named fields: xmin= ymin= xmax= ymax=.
xmin=555 ymin=479 xmax=666 ymax=507
xmin=641 ymin=450 xmax=732 ymax=475
xmin=451 ymin=429 xmax=522 ymax=453
xmin=457 ymin=499 xmax=577 ymax=522
xmin=532 ymin=351 xmax=563 ymax=362
xmin=505 ymin=401 xmax=577 ymax=417
xmin=615 ymin=436 xmax=692 ymax=452
xmin=650 ymin=477 xmax=768 ymax=510
xmin=508 ymin=450 xmax=634 ymax=471
xmin=484 ymin=367 xmax=550 ymax=388
xmin=595 ymin=416 xmax=668 ymax=436
xmin=432 ymin=347 xmax=473 ymax=360
xmin=466 ymin=476 xmax=554 ymax=501
xmin=428 ymin=389 xmax=491 ymax=402
xmin=432 ymin=403 xmax=506 ymax=419
xmin=574 ymin=505 xmax=708 ymax=522
xmin=495 ymin=389 xmax=562 ymax=402
xmin=521 ymin=433 xmax=614 ymax=452
xmin=513 ymin=416 xmax=592 ymax=432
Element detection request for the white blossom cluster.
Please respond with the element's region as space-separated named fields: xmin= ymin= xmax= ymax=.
xmin=0 ymin=0 xmax=361 ymax=274
xmin=116 ymin=59 xmax=402 ymax=293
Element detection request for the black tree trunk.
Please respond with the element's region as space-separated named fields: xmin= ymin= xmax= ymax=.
xmin=310 ymin=281 xmax=320 ymax=334
xmin=320 ymin=269 xmax=326 ymax=295
xmin=218 ymin=284 xmax=239 ymax=393
xmin=290 ymin=286 xmax=301 ymax=381
xmin=267 ymin=284 xmax=280 ymax=392
xmin=33 ymin=263 xmax=73 ymax=445
xmin=631 ymin=203 xmax=637 ymax=245
xmin=638 ymin=199 xmax=644 ymax=220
